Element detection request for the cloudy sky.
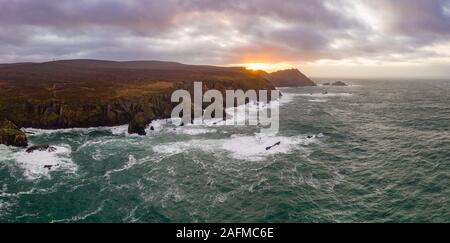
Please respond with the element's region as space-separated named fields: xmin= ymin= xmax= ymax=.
xmin=1 ymin=0 xmax=450 ymax=78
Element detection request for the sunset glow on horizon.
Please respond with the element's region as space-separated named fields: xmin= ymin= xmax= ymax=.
xmin=1 ymin=0 xmax=450 ymax=78
xmin=241 ymin=63 xmax=296 ymax=72
xmin=244 ymin=63 xmax=269 ymax=71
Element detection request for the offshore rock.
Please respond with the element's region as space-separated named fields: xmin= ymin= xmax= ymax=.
xmin=332 ymin=81 xmax=348 ymax=86
xmin=26 ymin=144 xmax=57 ymax=153
xmin=128 ymin=112 xmax=148 ymax=136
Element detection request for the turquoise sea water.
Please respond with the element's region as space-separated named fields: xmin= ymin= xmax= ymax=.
xmin=1 ymin=79 xmax=449 ymax=222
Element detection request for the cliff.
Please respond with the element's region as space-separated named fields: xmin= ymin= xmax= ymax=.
xmin=265 ymin=69 xmax=316 ymax=87
xmin=0 ymin=60 xmax=275 ymax=146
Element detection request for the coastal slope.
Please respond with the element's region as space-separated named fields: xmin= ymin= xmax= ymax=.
xmin=0 ymin=60 xmax=275 ymax=146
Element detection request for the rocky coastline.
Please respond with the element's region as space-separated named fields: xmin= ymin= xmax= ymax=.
xmin=0 ymin=60 xmax=287 ymax=147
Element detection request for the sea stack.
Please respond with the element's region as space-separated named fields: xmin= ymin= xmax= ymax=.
xmin=0 ymin=119 xmax=28 ymax=147
xmin=128 ymin=112 xmax=148 ymax=136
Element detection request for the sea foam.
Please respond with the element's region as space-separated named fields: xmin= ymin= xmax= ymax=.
xmin=299 ymin=92 xmax=353 ymax=98
xmin=153 ymin=133 xmax=320 ymax=161
xmin=10 ymin=145 xmax=77 ymax=180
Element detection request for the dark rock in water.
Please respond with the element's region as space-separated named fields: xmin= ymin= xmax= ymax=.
xmin=323 ymin=83 xmax=330 ymax=86
xmin=44 ymin=165 xmax=53 ymax=170
xmin=265 ymin=141 xmax=281 ymax=151
xmin=128 ymin=112 xmax=147 ymax=136
xmin=26 ymin=144 xmax=56 ymax=153
xmin=307 ymin=135 xmax=313 ymax=139
xmin=0 ymin=119 xmax=28 ymax=147
xmin=48 ymin=146 xmax=57 ymax=152
xmin=180 ymin=122 xmax=185 ymax=127
xmin=150 ymin=126 xmax=155 ymax=131
xmin=332 ymin=81 xmax=347 ymax=86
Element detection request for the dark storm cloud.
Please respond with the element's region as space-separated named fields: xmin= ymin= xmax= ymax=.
xmin=0 ymin=0 xmax=178 ymax=30
xmin=0 ymin=0 xmax=450 ymax=65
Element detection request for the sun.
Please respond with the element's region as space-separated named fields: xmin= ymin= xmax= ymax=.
xmin=243 ymin=62 xmax=295 ymax=72
xmin=245 ymin=63 xmax=269 ymax=71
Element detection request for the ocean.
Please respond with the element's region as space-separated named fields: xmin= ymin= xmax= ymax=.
xmin=1 ymin=79 xmax=449 ymax=222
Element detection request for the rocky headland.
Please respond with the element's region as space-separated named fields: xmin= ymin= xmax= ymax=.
xmin=264 ymin=69 xmax=316 ymax=87
xmin=0 ymin=60 xmax=318 ymax=147
xmin=0 ymin=59 xmax=283 ymax=147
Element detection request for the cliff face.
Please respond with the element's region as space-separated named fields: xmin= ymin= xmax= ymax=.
xmin=2 ymin=94 xmax=173 ymax=129
xmin=266 ymin=69 xmax=316 ymax=87
xmin=0 ymin=60 xmax=275 ymax=145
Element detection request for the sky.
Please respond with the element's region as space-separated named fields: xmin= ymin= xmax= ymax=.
xmin=1 ymin=0 xmax=450 ymax=78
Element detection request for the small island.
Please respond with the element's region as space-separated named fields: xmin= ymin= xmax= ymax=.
xmin=323 ymin=81 xmax=348 ymax=86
